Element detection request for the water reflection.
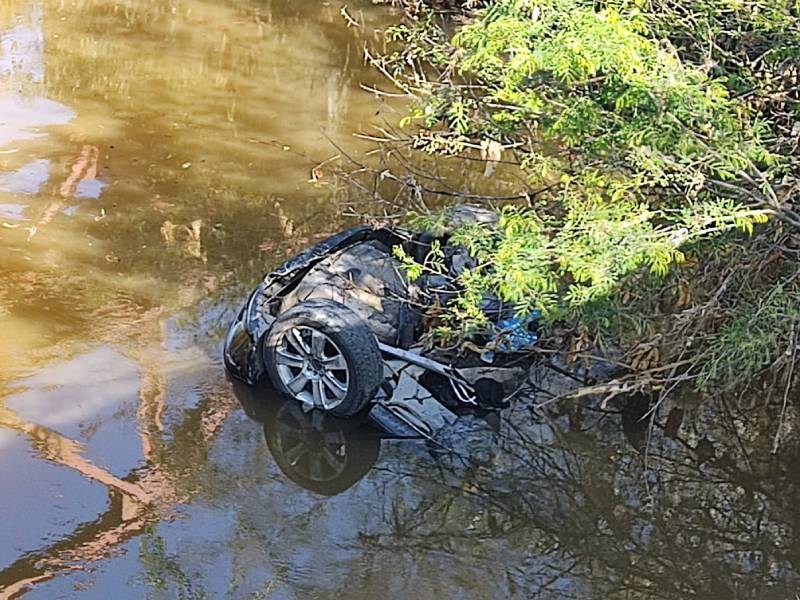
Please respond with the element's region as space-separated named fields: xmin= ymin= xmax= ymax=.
xmin=231 ymin=369 xmax=800 ymax=599
xmin=0 ymin=159 xmax=48 ymax=196
xmin=0 ymin=0 xmax=395 ymax=382
xmin=0 ymin=0 xmax=797 ymax=597
xmin=1 ymin=351 xmax=797 ymax=598
xmin=236 ymin=382 xmax=381 ymax=496
xmin=0 ymin=2 xmax=74 ymax=229
xmin=0 ymin=0 xmax=397 ymax=595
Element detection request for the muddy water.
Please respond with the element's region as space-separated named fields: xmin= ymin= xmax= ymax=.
xmin=0 ymin=1 xmax=797 ymax=599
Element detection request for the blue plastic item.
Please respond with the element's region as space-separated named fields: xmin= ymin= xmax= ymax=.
xmin=481 ymin=312 xmax=540 ymax=363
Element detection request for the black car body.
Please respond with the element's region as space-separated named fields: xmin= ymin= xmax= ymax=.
xmin=223 ymin=220 xmax=536 ymax=425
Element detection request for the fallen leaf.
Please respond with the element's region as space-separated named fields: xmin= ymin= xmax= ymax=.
xmin=676 ymin=284 xmax=692 ymax=308
xmin=567 ymin=327 xmax=590 ymax=365
xmin=629 ymin=344 xmax=660 ymax=371
xmin=160 ymin=220 xmax=176 ymax=243
xmin=681 ymin=255 xmax=699 ymax=269
xmin=188 ymin=219 xmax=202 ymax=241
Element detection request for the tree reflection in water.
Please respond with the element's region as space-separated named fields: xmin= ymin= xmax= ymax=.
xmin=0 ymin=360 xmax=797 ymax=598
xmin=238 ymin=375 xmax=799 ymax=599
xmin=0 ymin=355 xmax=238 ymax=597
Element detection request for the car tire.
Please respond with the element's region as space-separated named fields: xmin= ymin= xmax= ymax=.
xmin=263 ymin=401 xmax=381 ymax=495
xmin=261 ymin=299 xmax=383 ymax=417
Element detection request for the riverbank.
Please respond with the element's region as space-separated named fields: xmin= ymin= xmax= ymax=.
xmin=346 ymin=0 xmax=800 ymax=450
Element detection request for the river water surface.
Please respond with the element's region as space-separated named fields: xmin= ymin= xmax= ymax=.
xmin=0 ymin=1 xmax=797 ymax=599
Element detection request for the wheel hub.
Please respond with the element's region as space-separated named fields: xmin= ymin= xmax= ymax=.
xmin=273 ymin=325 xmax=350 ymax=411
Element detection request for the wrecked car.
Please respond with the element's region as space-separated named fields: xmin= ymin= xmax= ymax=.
xmin=223 ymin=206 xmax=539 ymax=426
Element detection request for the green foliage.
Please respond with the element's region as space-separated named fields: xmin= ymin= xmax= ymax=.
xmin=381 ymin=0 xmax=792 ymax=337
xmin=397 ymin=199 xmax=768 ymax=331
xmin=394 ymin=0 xmax=780 ymax=187
xmin=392 ymin=238 xmax=446 ymax=282
xmin=697 ymin=284 xmax=800 ymax=391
